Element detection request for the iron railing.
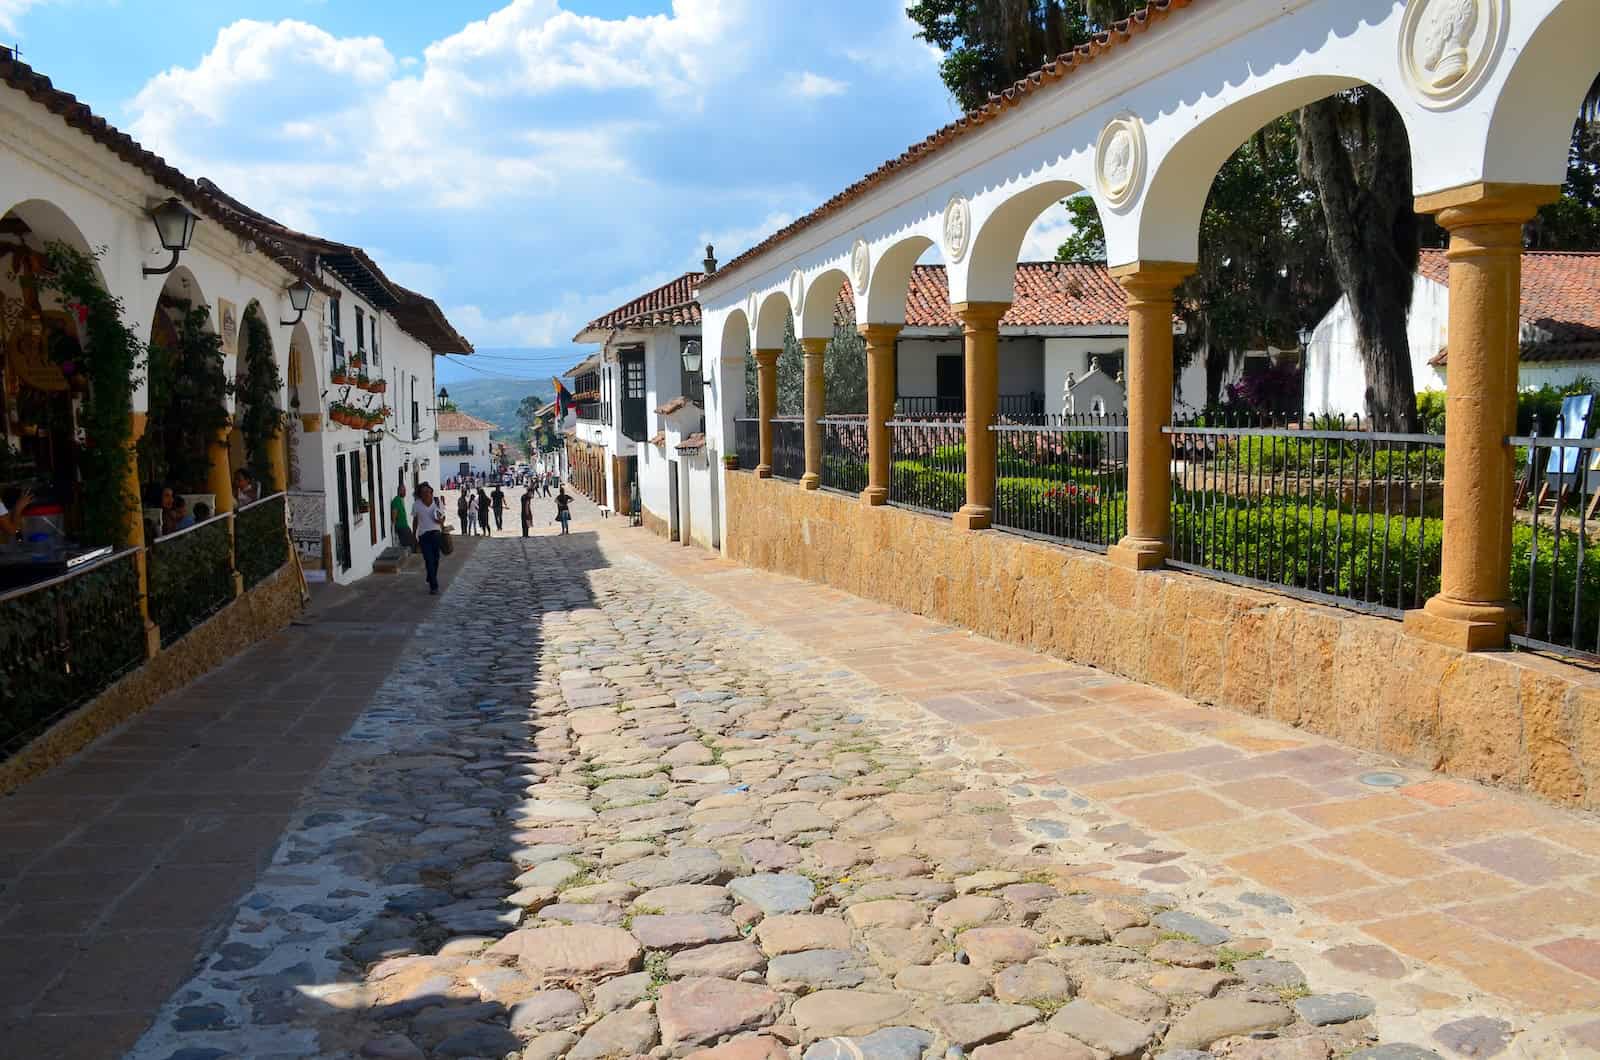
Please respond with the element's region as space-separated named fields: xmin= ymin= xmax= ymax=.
xmin=1165 ymin=414 xmax=1444 ymax=615
xmin=235 ymin=492 xmax=289 ymax=588
xmin=149 ymin=513 xmax=236 ymax=646
xmin=0 ymin=548 xmax=145 ymax=759
xmin=770 ymin=417 xmax=805 ymax=481
xmin=1509 ymin=432 xmax=1600 ymax=657
xmin=887 ymin=419 xmax=967 ymax=515
xmin=820 ymin=417 xmax=870 ymax=494
xmin=439 ymin=444 xmax=476 ymax=455
xmin=992 ymin=413 xmax=1128 ymax=550
xmin=896 ymin=394 xmax=1046 ymax=420
xmin=734 ymin=418 xmax=760 ymax=470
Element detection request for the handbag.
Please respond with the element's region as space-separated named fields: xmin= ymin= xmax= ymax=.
xmin=439 ymin=527 xmax=454 ymax=555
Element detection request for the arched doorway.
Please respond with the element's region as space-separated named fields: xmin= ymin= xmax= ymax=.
xmin=141 ymin=267 xmax=230 ymax=531
xmin=229 ymin=300 xmax=283 ymax=494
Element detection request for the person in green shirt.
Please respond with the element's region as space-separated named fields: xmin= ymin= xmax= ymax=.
xmin=392 ymin=484 xmax=413 ymax=548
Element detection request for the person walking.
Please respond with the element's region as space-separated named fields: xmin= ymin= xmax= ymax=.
xmin=391 ymin=484 xmax=413 ymax=548
xmin=476 ymin=488 xmax=491 ymax=537
xmin=412 ymin=482 xmax=446 ymax=595
xmin=491 ymin=484 xmax=507 ymax=532
xmin=555 ymin=488 xmax=573 ymax=535
xmin=520 ymin=486 xmax=534 ymax=537
xmin=458 ymin=489 xmax=473 ymax=536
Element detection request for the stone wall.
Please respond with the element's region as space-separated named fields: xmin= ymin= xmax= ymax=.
xmin=0 ymin=561 xmax=306 ymax=795
xmin=725 ymin=472 xmax=1600 ymax=809
xmin=641 ymin=506 xmax=671 ymax=541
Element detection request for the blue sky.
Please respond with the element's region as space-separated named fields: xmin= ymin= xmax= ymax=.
xmin=2 ymin=1 xmax=1075 ymax=384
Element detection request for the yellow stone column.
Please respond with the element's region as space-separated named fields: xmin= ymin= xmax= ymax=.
xmin=860 ymin=323 xmax=900 ymax=506
xmin=1107 ymin=262 xmax=1193 ymax=570
xmin=754 ymin=347 xmax=780 ymax=479
xmin=952 ymin=302 xmax=1010 ymax=530
xmin=125 ymin=413 xmax=160 ymax=658
xmin=266 ymin=421 xmax=288 ymax=494
xmin=800 ymin=337 xmax=827 ymax=491
xmin=208 ymin=425 xmax=236 ymax=515
xmin=1406 ymin=182 xmax=1561 ymax=651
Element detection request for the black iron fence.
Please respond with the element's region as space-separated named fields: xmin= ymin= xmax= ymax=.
xmin=993 ymin=414 xmax=1128 ymax=550
xmin=235 ymin=492 xmax=289 ymax=589
xmin=896 ymin=394 xmax=1046 ymax=420
xmin=149 ymin=513 xmax=236 ymax=647
xmin=770 ymin=417 xmax=805 ymax=481
xmin=1509 ymin=432 xmax=1600 ymax=656
xmin=734 ymin=418 xmax=760 ymax=471
xmin=887 ymin=419 xmax=967 ymax=514
xmin=0 ymin=548 xmax=145 ymax=759
xmin=820 ymin=417 xmax=869 ymax=495
xmin=1164 ymin=415 xmax=1444 ymax=614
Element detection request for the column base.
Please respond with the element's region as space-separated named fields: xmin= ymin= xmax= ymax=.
xmin=756 ymin=466 xmax=772 ymax=480
xmin=952 ymin=505 xmax=991 ymax=531
xmin=143 ymin=621 xmax=162 ymax=661
xmin=1107 ymin=537 xmax=1168 ymax=571
xmin=1404 ymin=596 xmax=1517 ymax=651
xmin=232 ymin=572 xmax=245 ymax=598
xmin=860 ymin=486 xmax=888 ymax=507
xmin=801 ymin=473 xmax=821 ymax=491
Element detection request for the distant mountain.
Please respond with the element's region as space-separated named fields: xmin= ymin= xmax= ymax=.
xmin=442 ymin=377 xmax=551 ymax=451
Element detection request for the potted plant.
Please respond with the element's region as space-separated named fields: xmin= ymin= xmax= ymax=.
xmin=331 ymin=368 xmax=350 ymax=386
xmin=723 ymin=454 xmax=740 ymax=470
xmin=372 ymin=379 xmax=387 ymax=394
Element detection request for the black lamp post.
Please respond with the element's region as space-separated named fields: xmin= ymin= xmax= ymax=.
xmin=280 ymin=279 xmax=313 ymax=326
xmin=142 ymin=197 xmax=199 ymax=276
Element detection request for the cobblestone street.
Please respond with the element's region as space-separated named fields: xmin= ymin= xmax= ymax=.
xmin=5 ymin=504 xmax=1600 ymax=1059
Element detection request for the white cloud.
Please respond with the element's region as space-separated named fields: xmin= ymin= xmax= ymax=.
xmin=0 ymin=0 xmax=42 ymax=36
xmin=699 ymin=211 xmax=797 ymax=263
xmin=790 ymin=71 xmax=847 ymax=99
xmin=449 ymin=267 xmax=682 ymax=346
xmin=1018 ymin=201 xmax=1080 ymax=262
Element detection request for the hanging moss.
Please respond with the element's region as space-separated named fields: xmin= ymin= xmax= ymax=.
xmin=238 ymin=306 xmax=284 ymax=485
xmin=33 ymin=244 xmax=145 ymax=547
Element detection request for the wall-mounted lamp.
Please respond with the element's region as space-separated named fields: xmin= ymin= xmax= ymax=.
xmin=680 ymin=339 xmax=703 ymax=376
xmin=1298 ymin=327 xmax=1315 ymax=348
xmin=280 ymin=279 xmax=314 ymax=326
xmin=142 ymin=197 xmax=199 ymax=277
xmin=427 ymin=386 xmax=451 ymax=413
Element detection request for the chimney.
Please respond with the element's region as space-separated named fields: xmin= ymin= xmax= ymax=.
xmin=703 ymin=244 xmax=717 ymax=274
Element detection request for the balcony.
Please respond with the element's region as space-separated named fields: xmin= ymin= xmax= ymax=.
xmin=439 ymin=444 xmax=476 ymax=456
xmin=577 ymin=402 xmax=612 ymax=426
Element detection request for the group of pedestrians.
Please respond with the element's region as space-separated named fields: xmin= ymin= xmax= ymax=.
xmin=390 ymin=477 xmax=575 ymax=597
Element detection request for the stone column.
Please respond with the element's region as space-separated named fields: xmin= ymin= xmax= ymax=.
xmin=208 ymin=424 xmax=236 ymax=515
xmin=800 ymin=337 xmax=827 ymax=490
xmin=266 ymin=423 xmax=288 ymax=494
xmin=952 ymin=302 xmax=1010 ymax=530
xmin=754 ymin=347 xmax=780 ymax=479
xmin=125 ymin=413 xmax=160 ymax=658
xmin=860 ymin=324 xmax=900 ymax=506
xmin=1405 ymin=182 xmax=1560 ymax=651
xmin=1107 ymin=262 xmax=1192 ymax=570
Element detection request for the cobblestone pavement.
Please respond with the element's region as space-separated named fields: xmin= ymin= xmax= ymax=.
xmin=105 ymin=510 xmax=1599 ymax=1060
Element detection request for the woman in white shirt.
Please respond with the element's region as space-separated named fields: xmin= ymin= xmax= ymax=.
xmin=410 ymin=482 xmax=446 ymax=595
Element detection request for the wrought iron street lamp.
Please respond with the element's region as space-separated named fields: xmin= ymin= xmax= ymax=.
xmin=681 ymin=339 xmax=703 ymax=375
xmin=142 ymin=197 xmax=199 ymax=276
xmin=280 ymin=279 xmax=314 ymax=326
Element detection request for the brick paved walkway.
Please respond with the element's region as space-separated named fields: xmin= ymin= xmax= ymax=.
xmin=616 ymin=523 xmax=1600 ymax=1047
xmin=0 ymin=538 xmax=480 ymax=1058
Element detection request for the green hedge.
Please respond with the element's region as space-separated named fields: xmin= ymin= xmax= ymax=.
xmin=236 ymin=494 xmax=289 ymax=588
xmin=995 ymin=475 xmax=1126 ymax=545
xmin=150 ymin=516 xmax=235 ymax=646
xmin=890 ymin=460 xmax=965 ymax=513
xmin=0 ymin=551 xmax=145 ymax=757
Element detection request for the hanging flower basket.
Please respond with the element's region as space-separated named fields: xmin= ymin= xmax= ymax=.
xmin=372 ymin=379 xmax=388 ymax=394
xmin=331 ymin=370 xmax=351 ymax=386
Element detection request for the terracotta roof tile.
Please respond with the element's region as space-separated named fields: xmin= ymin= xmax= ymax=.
xmin=1421 ymin=249 xmax=1600 ymax=363
xmin=649 ymin=431 xmax=667 ymax=447
xmin=833 ymin=263 xmax=1127 ymax=329
xmin=655 ymin=396 xmax=695 ymax=415
xmin=577 ymin=272 xmax=702 ymax=339
xmin=708 ymin=1 xmax=1195 ymax=286
xmin=436 ymin=411 xmax=496 ymax=432
xmin=676 ymin=432 xmax=706 ymax=452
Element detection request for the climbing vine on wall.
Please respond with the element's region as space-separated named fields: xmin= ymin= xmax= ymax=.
xmin=238 ymin=306 xmax=284 ymax=485
xmin=33 ymin=243 xmax=145 ymax=546
xmin=142 ymin=299 xmax=232 ymax=492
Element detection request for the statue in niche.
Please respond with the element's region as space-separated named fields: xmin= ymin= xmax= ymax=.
xmin=1419 ymin=0 xmax=1478 ymax=89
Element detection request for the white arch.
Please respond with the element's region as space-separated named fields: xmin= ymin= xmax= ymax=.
xmin=798 ymin=267 xmax=850 ymax=342
xmin=965 ymin=179 xmax=1086 ymax=304
xmin=754 ymin=289 xmax=792 ymax=350
xmin=862 ymin=235 xmax=934 ymax=326
xmin=1482 ymin=0 xmax=1600 ymax=188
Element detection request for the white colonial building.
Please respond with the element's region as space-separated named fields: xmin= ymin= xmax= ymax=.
xmin=1305 ymin=248 xmax=1600 ymax=418
xmin=436 ymin=411 xmax=497 ymax=482
xmin=0 ymin=49 xmax=470 ymax=589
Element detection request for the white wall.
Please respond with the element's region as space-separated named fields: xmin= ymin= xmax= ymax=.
xmin=895 ymin=335 xmax=1049 ymax=398
xmin=1305 ymin=274 xmax=1450 ymax=419
xmin=686 ymin=447 xmax=717 ymax=549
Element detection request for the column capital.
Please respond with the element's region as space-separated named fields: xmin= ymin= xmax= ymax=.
xmin=753 ymin=347 xmax=781 ymax=367
xmin=951 ymin=301 xmax=1010 ymax=333
xmin=858 ymin=322 xmax=902 ymax=346
xmin=1415 ymin=181 xmax=1561 ymax=230
xmin=799 ymin=337 xmax=829 ymax=357
xmin=1110 ymin=260 xmax=1196 ymax=299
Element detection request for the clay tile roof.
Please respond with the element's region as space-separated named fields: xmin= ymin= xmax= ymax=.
xmin=708 ymin=1 xmax=1194 ymax=285
xmin=676 ymin=432 xmax=706 ymax=452
xmin=655 ymin=396 xmax=696 ymax=415
xmin=649 ymin=431 xmax=667 ymax=448
xmin=1421 ymin=249 xmax=1600 ymax=363
xmin=576 ymin=272 xmax=703 ymax=340
xmin=0 ymin=50 xmax=328 ymax=297
xmin=834 ymin=263 xmax=1128 ymax=329
xmin=436 ymin=411 xmax=496 ymax=432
